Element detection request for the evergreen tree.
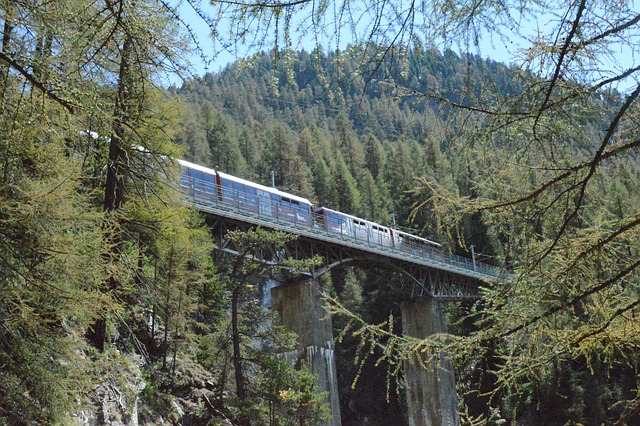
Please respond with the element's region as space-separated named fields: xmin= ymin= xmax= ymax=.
xmin=363 ymin=134 xmax=386 ymax=181
xmin=206 ymin=111 xmax=245 ymax=174
xmin=209 ymin=229 xmax=326 ymax=425
xmin=175 ymin=105 xmax=209 ymax=163
xmin=358 ymin=170 xmax=389 ymax=223
xmin=332 ymin=155 xmax=361 ymax=214
xmin=311 ymin=157 xmax=334 ymax=206
xmin=286 ymin=155 xmax=314 ymax=199
xmin=263 ymin=121 xmax=296 ymax=187
xmin=335 ymin=111 xmax=365 ymax=179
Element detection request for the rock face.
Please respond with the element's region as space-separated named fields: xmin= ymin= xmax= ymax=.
xmin=271 ymin=278 xmax=342 ymax=426
xmin=73 ymin=353 xmax=146 ymax=426
xmin=402 ymin=299 xmax=460 ymax=426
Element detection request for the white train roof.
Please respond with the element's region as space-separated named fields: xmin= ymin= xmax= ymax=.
xmin=392 ymin=228 xmax=442 ymax=247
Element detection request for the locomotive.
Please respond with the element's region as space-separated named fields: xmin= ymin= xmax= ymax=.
xmin=178 ymin=159 xmax=442 ymax=255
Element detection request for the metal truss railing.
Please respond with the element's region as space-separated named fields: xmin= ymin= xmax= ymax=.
xmin=180 ymin=179 xmax=503 ymax=282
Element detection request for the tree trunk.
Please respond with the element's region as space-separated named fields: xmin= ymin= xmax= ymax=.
xmin=150 ymin=257 xmax=157 ymax=352
xmin=0 ymin=4 xmax=14 ymax=113
xmin=104 ymin=36 xmax=133 ymax=214
xmin=231 ymin=284 xmax=250 ymax=425
xmin=162 ymin=248 xmax=175 ymax=371
xmin=1 ymin=5 xmax=14 ymax=183
xmin=91 ymin=36 xmax=134 ymax=351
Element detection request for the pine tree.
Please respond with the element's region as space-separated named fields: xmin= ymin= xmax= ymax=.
xmin=263 ymin=121 xmax=296 ymax=186
xmin=332 ymin=155 xmax=361 ymax=214
xmin=206 ymin=111 xmax=245 ymax=174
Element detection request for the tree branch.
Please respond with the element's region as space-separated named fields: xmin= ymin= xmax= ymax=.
xmin=533 ymin=0 xmax=587 ymax=133
xmin=578 ymin=13 xmax=640 ymax=49
xmin=0 ymin=51 xmax=77 ymax=113
xmin=212 ymin=0 xmax=312 ymax=7
xmin=500 ymin=258 xmax=640 ymax=339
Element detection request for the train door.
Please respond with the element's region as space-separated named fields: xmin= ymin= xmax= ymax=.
xmin=257 ymin=189 xmax=272 ymax=216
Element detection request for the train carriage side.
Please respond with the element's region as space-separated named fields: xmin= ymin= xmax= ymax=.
xmin=217 ymin=171 xmax=313 ymax=226
xmin=271 ymin=191 xmax=313 ymax=226
xmin=178 ymin=160 xmax=218 ymax=202
xmin=315 ymin=208 xmax=353 ymax=236
xmin=216 ymin=171 xmax=260 ymax=212
xmin=369 ymin=223 xmax=393 ymax=247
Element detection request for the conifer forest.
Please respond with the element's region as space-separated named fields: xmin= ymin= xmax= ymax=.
xmin=1 ymin=0 xmax=639 ymax=424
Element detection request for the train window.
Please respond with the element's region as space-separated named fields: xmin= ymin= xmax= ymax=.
xmin=372 ymin=225 xmax=390 ymax=236
xmin=280 ymin=197 xmax=299 ymax=208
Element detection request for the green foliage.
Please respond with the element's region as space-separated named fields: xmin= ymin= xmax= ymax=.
xmin=4 ymin=0 xmax=639 ymax=422
xmin=0 ymin=108 xmax=105 ymax=423
xmin=0 ymin=0 xmax=219 ymax=423
xmin=257 ymin=356 xmax=330 ymax=426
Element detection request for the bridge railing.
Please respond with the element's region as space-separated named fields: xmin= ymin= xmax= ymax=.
xmin=179 ymin=177 xmax=502 ymax=280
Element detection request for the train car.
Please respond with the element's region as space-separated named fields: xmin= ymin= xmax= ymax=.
xmin=314 ymin=207 xmax=393 ymax=247
xmin=179 ymin=160 xmax=313 ymax=226
xmin=391 ymin=228 xmax=441 ymax=255
xmin=271 ymin=191 xmax=314 ymax=225
xmin=179 ymin=159 xmax=441 ymax=250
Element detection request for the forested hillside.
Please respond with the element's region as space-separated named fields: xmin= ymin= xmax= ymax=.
xmin=173 ymin=47 xmax=518 ymax=256
xmin=173 ymin=48 xmax=640 ymax=425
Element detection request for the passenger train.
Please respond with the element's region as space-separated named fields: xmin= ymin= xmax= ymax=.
xmin=179 ymin=159 xmax=442 ymax=254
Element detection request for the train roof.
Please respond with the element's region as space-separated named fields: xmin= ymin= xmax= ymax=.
xmin=177 ymin=158 xmax=217 ymax=175
xmin=392 ymin=228 xmax=442 ymax=247
xmin=179 ymin=159 xmax=313 ymax=206
xmin=217 ymin=170 xmax=277 ymax=194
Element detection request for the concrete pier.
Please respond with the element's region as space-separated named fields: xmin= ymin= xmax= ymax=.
xmin=401 ymin=299 xmax=460 ymax=426
xmin=271 ymin=278 xmax=341 ymax=426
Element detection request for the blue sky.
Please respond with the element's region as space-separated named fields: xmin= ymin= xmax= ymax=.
xmin=175 ymin=0 xmax=523 ymax=77
xmin=174 ymin=0 xmax=638 ymax=94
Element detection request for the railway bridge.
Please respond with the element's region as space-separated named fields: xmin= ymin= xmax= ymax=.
xmin=181 ymin=179 xmax=502 ymax=426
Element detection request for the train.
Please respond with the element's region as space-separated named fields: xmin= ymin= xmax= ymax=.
xmin=178 ymin=159 xmax=442 ymax=255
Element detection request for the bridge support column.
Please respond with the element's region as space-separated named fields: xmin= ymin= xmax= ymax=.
xmin=401 ymin=299 xmax=460 ymax=426
xmin=271 ymin=278 xmax=341 ymax=426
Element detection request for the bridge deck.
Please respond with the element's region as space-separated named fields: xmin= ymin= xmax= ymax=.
xmin=183 ymin=188 xmax=502 ymax=282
